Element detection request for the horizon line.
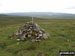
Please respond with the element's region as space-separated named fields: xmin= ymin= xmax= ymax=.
xmin=0 ymin=11 xmax=75 ymax=14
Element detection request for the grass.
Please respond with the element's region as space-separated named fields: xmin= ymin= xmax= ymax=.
xmin=0 ymin=16 xmax=75 ymax=56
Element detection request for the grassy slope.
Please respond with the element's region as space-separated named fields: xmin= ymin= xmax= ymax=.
xmin=0 ymin=15 xmax=75 ymax=56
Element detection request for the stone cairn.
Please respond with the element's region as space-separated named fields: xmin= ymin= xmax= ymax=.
xmin=9 ymin=18 xmax=49 ymax=42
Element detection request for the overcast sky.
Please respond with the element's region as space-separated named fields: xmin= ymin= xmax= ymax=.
xmin=0 ymin=0 xmax=75 ymax=14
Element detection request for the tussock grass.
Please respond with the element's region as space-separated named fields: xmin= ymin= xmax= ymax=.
xmin=0 ymin=17 xmax=75 ymax=56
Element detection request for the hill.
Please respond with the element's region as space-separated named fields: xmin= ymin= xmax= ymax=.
xmin=0 ymin=15 xmax=75 ymax=56
xmin=4 ymin=12 xmax=75 ymax=19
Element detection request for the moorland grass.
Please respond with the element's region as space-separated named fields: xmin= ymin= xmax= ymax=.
xmin=0 ymin=16 xmax=75 ymax=56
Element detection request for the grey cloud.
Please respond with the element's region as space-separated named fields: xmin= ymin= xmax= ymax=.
xmin=66 ymin=6 xmax=75 ymax=9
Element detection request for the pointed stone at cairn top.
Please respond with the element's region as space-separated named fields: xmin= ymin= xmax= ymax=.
xmin=32 ymin=17 xmax=34 ymax=23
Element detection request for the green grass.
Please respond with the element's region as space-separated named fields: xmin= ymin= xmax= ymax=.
xmin=0 ymin=16 xmax=75 ymax=56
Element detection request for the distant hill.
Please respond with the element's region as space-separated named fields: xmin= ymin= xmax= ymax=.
xmin=1 ymin=12 xmax=75 ymax=19
xmin=0 ymin=14 xmax=31 ymax=20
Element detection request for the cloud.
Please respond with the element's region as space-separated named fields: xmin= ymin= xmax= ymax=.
xmin=67 ymin=6 xmax=75 ymax=9
xmin=0 ymin=0 xmax=75 ymax=14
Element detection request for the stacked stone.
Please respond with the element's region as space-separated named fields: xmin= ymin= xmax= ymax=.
xmin=14 ymin=21 xmax=49 ymax=42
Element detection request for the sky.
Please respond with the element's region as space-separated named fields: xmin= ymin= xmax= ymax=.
xmin=0 ymin=0 xmax=75 ymax=14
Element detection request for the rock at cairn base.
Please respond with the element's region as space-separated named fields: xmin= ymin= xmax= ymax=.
xmin=14 ymin=21 xmax=49 ymax=42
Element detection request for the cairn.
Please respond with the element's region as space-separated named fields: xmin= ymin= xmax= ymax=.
xmin=12 ymin=18 xmax=49 ymax=42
